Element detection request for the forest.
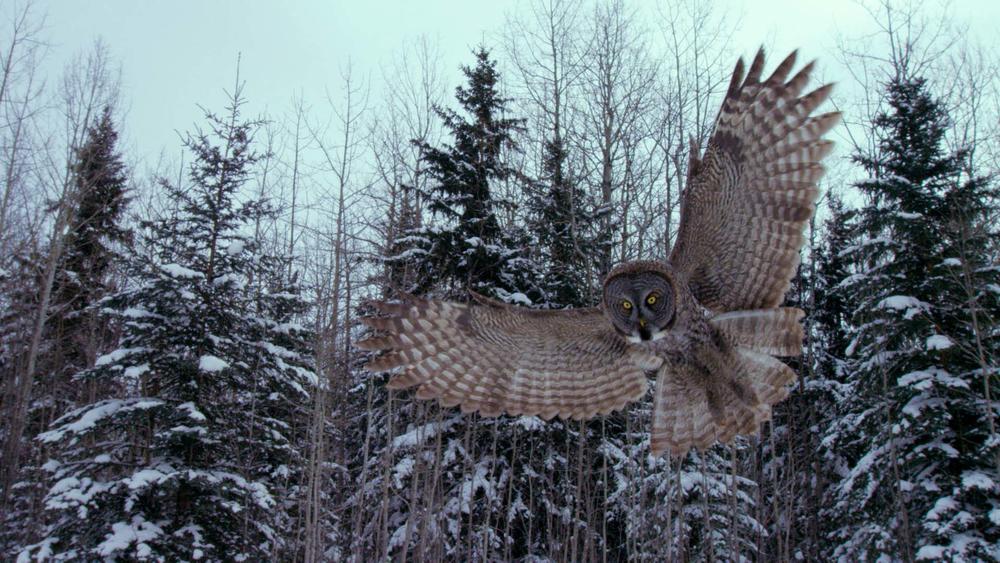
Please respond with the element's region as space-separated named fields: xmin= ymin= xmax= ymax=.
xmin=1 ymin=0 xmax=998 ymax=561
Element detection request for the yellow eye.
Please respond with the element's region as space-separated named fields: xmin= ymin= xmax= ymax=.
xmin=621 ymin=300 xmax=633 ymax=311
xmin=646 ymin=294 xmax=658 ymax=306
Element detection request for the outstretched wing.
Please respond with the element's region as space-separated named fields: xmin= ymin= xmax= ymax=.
xmin=670 ymin=49 xmax=841 ymax=312
xmin=357 ymin=294 xmax=652 ymax=420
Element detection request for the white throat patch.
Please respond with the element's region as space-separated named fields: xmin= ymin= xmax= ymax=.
xmin=626 ymin=329 xmax=668 ymax=344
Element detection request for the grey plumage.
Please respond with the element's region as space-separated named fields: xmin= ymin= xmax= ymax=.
xmin=358 ymin=48 xmax=839 ymax=457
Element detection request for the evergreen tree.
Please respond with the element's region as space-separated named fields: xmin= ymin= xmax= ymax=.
xmin=396 ymin=47 xmax=541 ymax=302
xmin=21 ymin=87 xmax=315 ymax=562
xmin=823 ymin=76 xmax=1000 ymax=561
xmin=526 ymin=137 xmax=606 ymax=307
xmin=53 ymin=105 xmax=131 ymax=352
xmin=812 ymin=193 xmax=855 ymax=382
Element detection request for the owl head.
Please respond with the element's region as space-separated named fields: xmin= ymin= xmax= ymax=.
xmin=603 ymin=264 xmax=678 ymax=343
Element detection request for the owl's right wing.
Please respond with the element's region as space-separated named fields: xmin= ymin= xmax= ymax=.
xmin=670 ymin=49 xmax=840 ymax=312
xmin=357 ymin=293 xmax=654 ymax=420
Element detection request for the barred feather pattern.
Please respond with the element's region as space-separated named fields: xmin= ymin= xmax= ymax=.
xmin=670 ymin=48 xmax=841 ymax=312
xmin=709 ymin=308 xmax=805 ymax=356
xmin=357 ymin=294 xmax=653 ymax=421
xmin=649 ymin=332 xmax=798 ymax=457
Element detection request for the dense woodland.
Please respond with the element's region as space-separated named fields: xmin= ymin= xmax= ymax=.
xmin=1 ymin=0 xmax=999 ymax=561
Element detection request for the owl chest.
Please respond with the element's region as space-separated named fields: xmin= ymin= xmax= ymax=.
xmin=645 ymin=316 xmax=717 ymax=365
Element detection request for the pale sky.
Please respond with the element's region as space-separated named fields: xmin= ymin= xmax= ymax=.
xmin=33 ymin=0 xmax=1000 ymax=169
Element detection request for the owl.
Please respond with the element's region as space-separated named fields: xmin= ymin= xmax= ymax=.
xmin=358 ymin=49 xmax=840 ymax=456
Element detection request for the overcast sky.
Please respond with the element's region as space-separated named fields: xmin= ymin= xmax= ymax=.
xmin=34 ymin=0 xmax=1000 ymax=168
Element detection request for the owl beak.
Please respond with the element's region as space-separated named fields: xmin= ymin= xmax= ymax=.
xmin=637 ymin=318 xmax=652 ymax=341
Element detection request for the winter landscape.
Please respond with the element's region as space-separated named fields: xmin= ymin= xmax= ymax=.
xmin=1 ymin=0 xmax=999 ymax=561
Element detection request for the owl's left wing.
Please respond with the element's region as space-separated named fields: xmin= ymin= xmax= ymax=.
xmin=670 ymin=49 xmax=840 ymax=312
xmin=357 ymin=293 xmax=653 ymax=420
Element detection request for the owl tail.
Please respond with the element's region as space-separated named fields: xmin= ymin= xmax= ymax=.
xmin=649 ymin=308 xmax=802 ymax=457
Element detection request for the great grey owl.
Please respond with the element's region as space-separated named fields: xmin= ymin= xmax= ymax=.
xmin=358 ymin=49 xmax=840 ymax=456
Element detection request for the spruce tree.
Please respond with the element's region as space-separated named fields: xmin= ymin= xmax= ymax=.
xmin=812 ymin=193 xmax=855 ymax=382
xmin=823 ymin=76 xmax=1000 ymax=560
xmin=396 ymin=47 xmax=540 ymax=302
xmin=526 ymin=137 xmax=606 ymax=308
xmin=22 ymin=87 xmax=315 ymax=562
xmin=53 ymin=106 xmax=131 ymax=344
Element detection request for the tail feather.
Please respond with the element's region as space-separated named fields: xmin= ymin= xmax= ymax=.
xmin=649 ymin=338 xmax=799 ymax=457
xmin=734 ymin=348 xmax=797 ymax=405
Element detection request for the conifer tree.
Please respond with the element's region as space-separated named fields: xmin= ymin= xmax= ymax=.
xmin=397 ymin=47 xmax=540 ymax=302
xmin=823 ymin=76 xmax=1000 ymax=560
xmin=22 ymin=86 xmax=315 ymax=562
xmin=812 ymin=193 xmax=855 ymax=382
xmin=46 ymin=106 xmax=131 ymax=402
xmin=526 ymin=137 xmax=606 ymax=307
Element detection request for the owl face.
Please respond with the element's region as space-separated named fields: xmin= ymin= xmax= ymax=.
xmin=603 ymin=271 xmax=677 ymax=343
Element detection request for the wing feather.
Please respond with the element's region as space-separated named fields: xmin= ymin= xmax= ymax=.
xmin=358 ymin=294 xmax=650 ymax=420
xmin=670 ymin=48 xmax=841 ymax=312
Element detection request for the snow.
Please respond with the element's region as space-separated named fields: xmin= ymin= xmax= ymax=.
xmin=877 ymin=295 xmax=929 ymax=319
xmin=458 ymin=464 xmax=495 ymax=513
xmin=897 ymin=368 xmax=968 ymax=391
xmin=178 ymin=401 xmax=207 ymax=422
xmin=925 ymin=334 xmax=953 ymax=350
xmin=901 ymin=396 xmax=946 ymax=418
xmin=516 ymin=416 xmax=545 ymax=431
xmin=212 ymin=273 xmax=245 ymax=288
xmin=121 ymin=307 xmax=158 ymax=319
xmin=392 ymin=418 xmax=459 ymax=450
xmin=940 ymin=258 xmax=962 ymax=267
xmin=916 ymin=545 xmax=946 ymax=560
xmin=124 ymin=467 xmax=170 ymax=490
xmin=507 ymin=292 xmax=532 ymax=305
xmin=961 ymin=471 xmax=994 ymax=490
xmin=492 ymin=288 xmax=533 ymax=306
xmin=39 ymin=399 xmax=164 ymax=443
xmin=123 ymin=364 xmax=150 ymax=379
xmin=225 ymin=239 xmax=245 ymax=255
xmin=161 ymin=263 xmax=203 ymax=279
xmin=95 ymin=347 xmax=146 ymax=367
xmin=384 ymin=247 xmax=428 ymax=261
xmin=198 ymin=355 xmax=229 ymax=372
xmin=95 ymin=516 xmax=164 ymax=557
xmin=927 ymin=496 xmax=958 ymax=521
xmin=392 ymin=457 xmax=415 ymax=488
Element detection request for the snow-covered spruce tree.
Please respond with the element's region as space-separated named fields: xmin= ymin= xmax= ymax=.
xmin=822 ymin=76 xmax=1000 ymax=561
xmin=525 ymin=136 xmax=607 ymax=308
xmin=20 ymin=86 xmax=315 ymax=561
xmin=49 ymin=105 xmax=131 ymax=381
xmin=812 ymin=193 xmax=856 ymax=383
xmin=395 ymin=46 xmax=541 ymax=302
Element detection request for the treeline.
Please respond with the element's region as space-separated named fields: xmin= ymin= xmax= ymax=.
xmin=1 ymin=0 xmax=999 ymax=561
